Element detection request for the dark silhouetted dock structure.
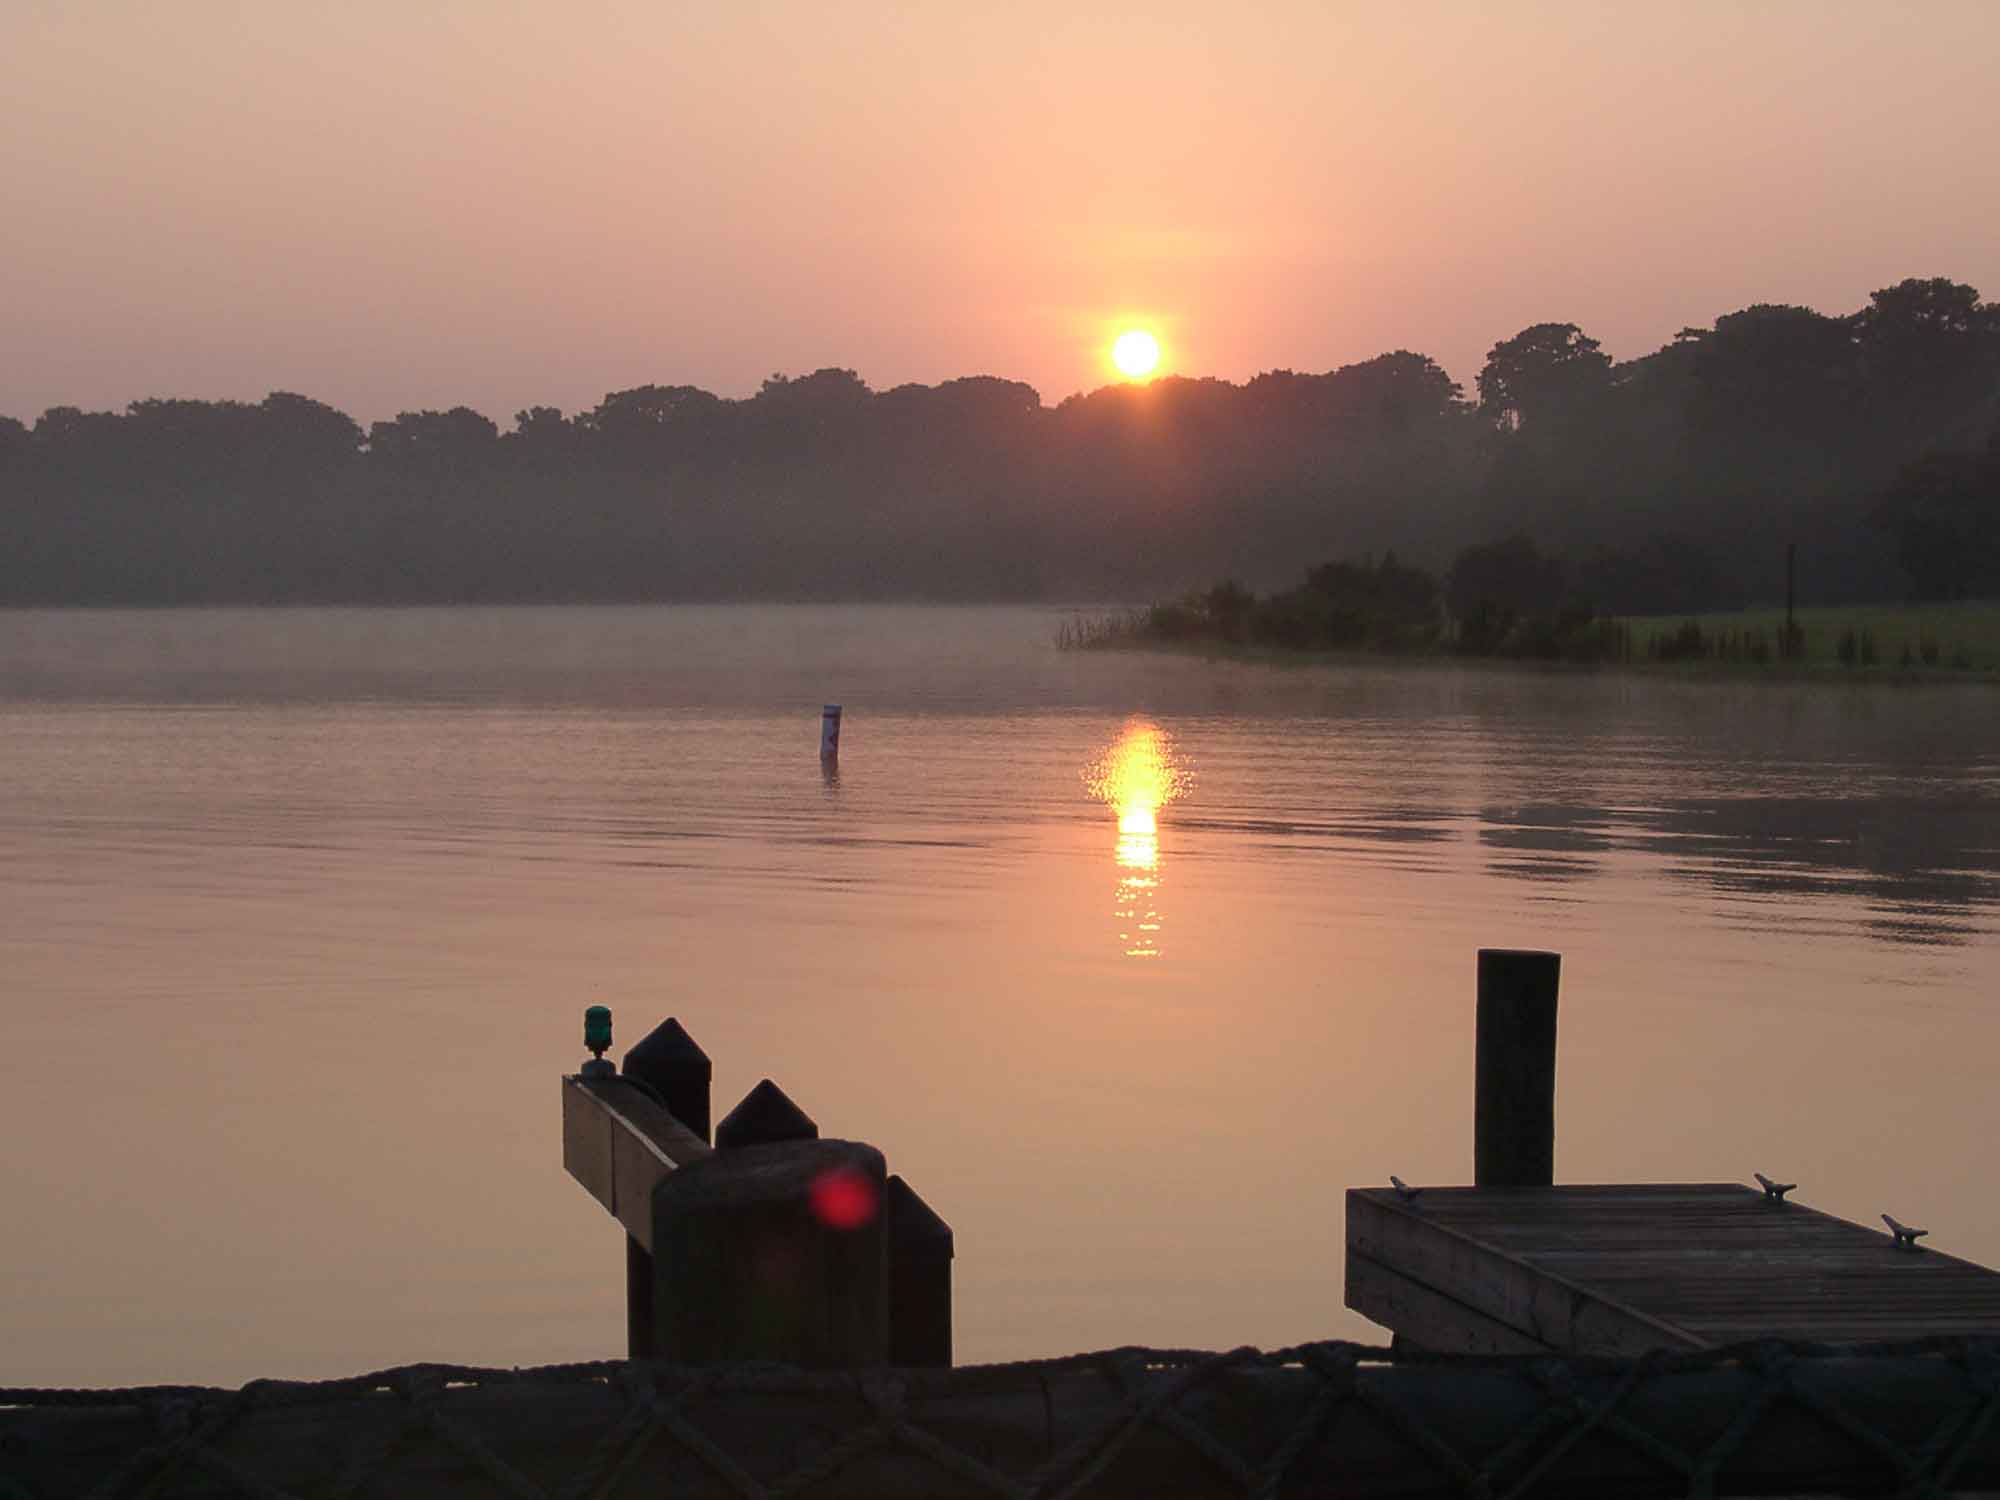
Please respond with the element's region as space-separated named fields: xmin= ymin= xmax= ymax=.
xmin=1347 ymin=949 xmax=2000 ymax=1355
xmin=1349 ymin=1182 xmax=2000 ymax=1354
xmin=8 ymin=955 xmax=2000 ymax=1497
xmin=562 ymin=1014 xmax=953 ymax=1369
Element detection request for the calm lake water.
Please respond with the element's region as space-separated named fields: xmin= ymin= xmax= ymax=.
xmin=4 ymin=605 xmax=2000 ymax=1386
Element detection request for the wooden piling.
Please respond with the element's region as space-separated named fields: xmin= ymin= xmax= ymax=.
xmin=651 ymin=1080 xmax=888 ymax=1365
xmin=623 ymin=1017 xmax=713 ymax=1140
xmin=568 ymin=1041 xmax=948 ymax=1370
xmin=619 ymin=1018 xmax=712 ymax=1359
xmin=887 ymin=1175 xmax=954 ymax=1367
xmin=1474 ymin=948 xmax=1560 ymax=1188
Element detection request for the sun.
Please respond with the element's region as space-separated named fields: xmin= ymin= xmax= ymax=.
xmin=1111 ymin=328 xmax=1161 ymax=381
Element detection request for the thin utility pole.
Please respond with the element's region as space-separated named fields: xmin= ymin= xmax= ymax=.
xmin=1785 ymin=542 xmax=1798 ymax=658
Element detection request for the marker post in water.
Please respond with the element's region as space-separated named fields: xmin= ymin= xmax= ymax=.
xmin=820 ymin=704 xmax=842 ymax=762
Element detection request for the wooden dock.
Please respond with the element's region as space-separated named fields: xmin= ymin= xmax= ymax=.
xmin=1349 ymin=1183 xmax=2000 ymax=1354
xmin=1348 ymin=952 xmax=2000 ymax=1355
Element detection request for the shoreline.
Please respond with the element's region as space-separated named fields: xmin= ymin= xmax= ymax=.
xmin=1063 ymin=632 xmax=2000 ymax=685
xmin=1059 ymin=596 xmax=2000 ymax=682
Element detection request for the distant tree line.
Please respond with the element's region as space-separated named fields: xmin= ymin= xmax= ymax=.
xmin=1 ymin=277 xmax=1996 ymax=607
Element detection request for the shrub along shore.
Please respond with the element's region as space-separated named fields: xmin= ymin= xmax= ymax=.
xmin=1059 ymin=550 xmax=2000 ymax=676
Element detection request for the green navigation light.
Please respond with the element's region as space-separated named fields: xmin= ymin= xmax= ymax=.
xmin=583 ymin=1005 xmax=613 ymax=1059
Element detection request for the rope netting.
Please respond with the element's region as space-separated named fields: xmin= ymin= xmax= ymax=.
xmin=4 ymin=1337 xmax=1999 ymax=1499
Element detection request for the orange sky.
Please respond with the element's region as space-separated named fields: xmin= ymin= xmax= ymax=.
xmin=4 ymin=1 xmax=1997 ymax=425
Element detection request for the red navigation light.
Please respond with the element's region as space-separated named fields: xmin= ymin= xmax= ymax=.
xmin=809 ymin=1164 xmax=879 ymax=1231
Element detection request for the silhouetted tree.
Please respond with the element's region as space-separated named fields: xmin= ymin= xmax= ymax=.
xmin=1449 ymin=534 xmax=1566 ymax=624
xmin=1477 ymin=324 xmax=1612 ymax=431
xmin=1574 ymin=536 xmax=1726 ymax=615
xmin=577 ymin=385 xmax=725 ymax=463
xmin=367 ymin=407 xmax=498 ymax=471
xmin=33 ymin=405 xmax=121 ymax=446
xmin=747 ymin=369 xmax=873 ymax=456
xmin=1687 ymin=305 xmax=1857 ymax=443
xmin=503 ymin=406 xmax=580 ymax=472
xmin=1852 ymin=278 xmax=1999 ymax=454
xmin=1278 ymin=553 xmax=1440 ymax=647
xmin=1871 ymin=448 xmax=2000 ymax=599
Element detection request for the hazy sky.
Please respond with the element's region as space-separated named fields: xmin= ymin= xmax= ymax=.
xmin=5 ymin=1 xmax=1997 ymax=426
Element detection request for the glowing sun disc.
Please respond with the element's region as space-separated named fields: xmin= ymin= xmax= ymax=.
xmin=1112 ymin=329 xmax=1161 ymax=379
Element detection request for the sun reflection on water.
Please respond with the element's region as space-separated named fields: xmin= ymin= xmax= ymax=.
xmin=1085 ymin=719 xmax=1191 ymax=959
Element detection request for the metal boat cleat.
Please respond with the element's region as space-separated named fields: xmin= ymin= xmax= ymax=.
xmin=1754 ymin=1172 xmax=1797 ymax=1205
xmin=1882 ymin=1213 xmax=1928 ymax=1251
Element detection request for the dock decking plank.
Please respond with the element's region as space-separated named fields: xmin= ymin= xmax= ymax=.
xmin=1346 ymin=1183 xmax=2000 ymax=1353
xmin=1345 ymin=1253 xmax=1557 ymax=1355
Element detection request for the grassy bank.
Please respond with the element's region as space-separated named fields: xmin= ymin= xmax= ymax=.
xmin=1617 ymin=601 xmax=2000 ymax=671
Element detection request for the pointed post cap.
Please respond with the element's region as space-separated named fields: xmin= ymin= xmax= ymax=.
xmin=887 ymin=1175 xmax=953 ymax=1255
xmin=715 ymin=1079 xmax=819 ymax=1149
xmin=623 ymin=1017 xmax=711 ymax=1080
xmin=623 ymin=1017 xmax=714 ymax=1142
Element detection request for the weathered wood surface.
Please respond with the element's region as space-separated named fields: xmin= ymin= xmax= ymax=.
xmin=564 ymin=1076 xmax=920 ymax=1369
xmin=651 ymin=1138 xmax=890 ymax=1366
xmin=8 ymin=1350 xmax=2000 ymax=1498
xmin=1343 ymin=1252 xmax=1554 ymax=1354
xmin=561 ymin=1075 xmax=712 ymax=1252
xmin=1348 ymin=1183 xmax=2000 ymax=1354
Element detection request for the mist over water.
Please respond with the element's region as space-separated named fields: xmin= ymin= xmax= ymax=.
xmin=4 ymin=604 xmax=1999 ymax=1385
